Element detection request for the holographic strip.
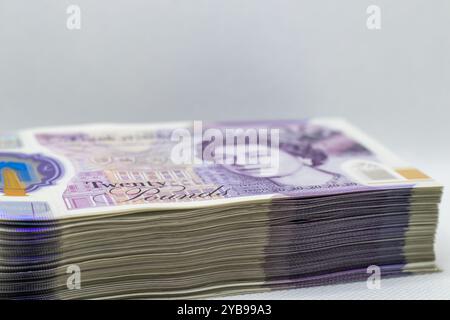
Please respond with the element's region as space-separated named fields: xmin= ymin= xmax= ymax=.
xmin=0 ymin=201 xmax=54 ymax=221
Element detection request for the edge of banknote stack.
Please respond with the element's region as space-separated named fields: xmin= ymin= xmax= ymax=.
xmin=0 ymin=118 xmax=444 ymax=299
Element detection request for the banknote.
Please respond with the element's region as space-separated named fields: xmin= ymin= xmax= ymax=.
xmin=0 ymin=119 xmax=442 ymax=299
xmin=0 ymin=134 xmax=22 ymax=149
xmin=0 ymin=118 xmax=440 ymax=219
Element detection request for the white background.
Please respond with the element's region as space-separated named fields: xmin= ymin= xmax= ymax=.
xmin=0 ymin=1 xmax=449 ymax=299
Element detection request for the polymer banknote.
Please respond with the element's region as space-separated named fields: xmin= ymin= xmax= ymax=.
xmin=0 ymin=118 xmax=441 ymax=220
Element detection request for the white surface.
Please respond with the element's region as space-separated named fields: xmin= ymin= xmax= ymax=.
xmin=227 ymin=158 xmax=450 ymax=299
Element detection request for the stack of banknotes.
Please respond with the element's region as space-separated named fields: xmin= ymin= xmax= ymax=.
xmin=0 ymin=118 xmax=442 ymax=299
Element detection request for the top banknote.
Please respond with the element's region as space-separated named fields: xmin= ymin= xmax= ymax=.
xmin=0 ymin=118 xmax=441 ymax=219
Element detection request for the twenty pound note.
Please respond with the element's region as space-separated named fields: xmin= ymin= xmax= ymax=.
xmin=0 ymin=118 xmax=441 ymax=219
